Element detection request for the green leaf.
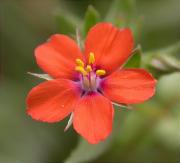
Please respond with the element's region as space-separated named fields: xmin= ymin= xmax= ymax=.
xmin=27 ymin=72 xmax=53 ymax=80
xmin=75 ymin=28 xmax=84 ymax=50
xmin=105 ymin=0 xmax=136 ymax=23
xmin=105 ymin=0 xmax=141 ymax=40
xmin=83 ymin=5 xmax=100 ymax=36
xmin=154 ymin=103 xmax=180 ymax=149
xmin=142 ymin=41 xmax=180 ymax=77
xmin=64 ymin=138 xmax=112 ymax=163
xmin=54 ymin=9 xmax=81 ymax=34
xmin=95 ymin=105 xmax=163 ymax=163
xmin=55 ymin=14 xmax=76 ymax=35
xmin=124 ymin=45 xmax=142 ymax=68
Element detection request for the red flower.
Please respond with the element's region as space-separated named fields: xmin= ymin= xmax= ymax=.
xmin=26 ymin=23 xmax=156 ymax=144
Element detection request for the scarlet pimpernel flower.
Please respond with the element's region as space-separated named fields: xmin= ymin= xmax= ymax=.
xmin=26 ymin=23 xmax=156 ymax=144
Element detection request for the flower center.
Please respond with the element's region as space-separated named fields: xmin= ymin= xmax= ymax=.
xmin=75 ymin=52 xmax=106 ymax=92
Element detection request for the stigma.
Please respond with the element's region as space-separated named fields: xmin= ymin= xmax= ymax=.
xmin=75 ymin=52 xmax=106 ymax=91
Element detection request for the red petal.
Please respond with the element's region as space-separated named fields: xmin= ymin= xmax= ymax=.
xmin=73 ymin=92 xmax=114 ymax=144
xmin=26 ymin=79 xmax=81 ymax=123
xmin=85 ymin=23 xmax=134 ymax=74
xmin=35 ymin=34 xmax=83 ymax=80
xmin=101 ymin=69 xmax=156 ymax=104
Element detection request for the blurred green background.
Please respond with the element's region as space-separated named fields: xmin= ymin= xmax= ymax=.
xmin=0 ymin=0 xmax=180 ymax=163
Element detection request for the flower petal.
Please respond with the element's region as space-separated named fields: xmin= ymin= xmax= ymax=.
xmin=101 ymin=69 xmax=156 ymax=104
xmin=26 ymin=79 xmax=81 ymax=123
xmin=35 ymin=34 xmax=83 ymax=80
xmin=73 ymin=92 xmax=114 ymax=144
xmin=85 ymin=23 xmax=134 ymax=74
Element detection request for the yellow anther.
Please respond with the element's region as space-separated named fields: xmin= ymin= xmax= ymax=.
xmin=86 ymin=65 xmax=92 ymax=73
xmin=89 ymin=52 xmax=95 ymax=64
xmin=75 ymin=66 xmax=87 ymax=76
xmin=96 ymin=69 xmax=106 ymax=76
xmin=76 ymin=59 xmax=84 ymax=67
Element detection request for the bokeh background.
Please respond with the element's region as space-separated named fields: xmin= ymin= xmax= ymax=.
xmin=0 ymin=0 xmax=180 ymax=163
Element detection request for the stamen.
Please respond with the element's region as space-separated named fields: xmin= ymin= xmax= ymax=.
xmin=96 ymin=69 xmax=106 ymax=76
xmin=86 ymin=65 xmax=92 ymax=73
xmin=89 ymin=52 xmax=95 ymax=64
xmin=74 ymin=53 xmax=107 ymax=91
xmin=75 ymin=66 xmax=87 ymax=76
xmin=76 ymin=59 xmax=84 ymax=67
